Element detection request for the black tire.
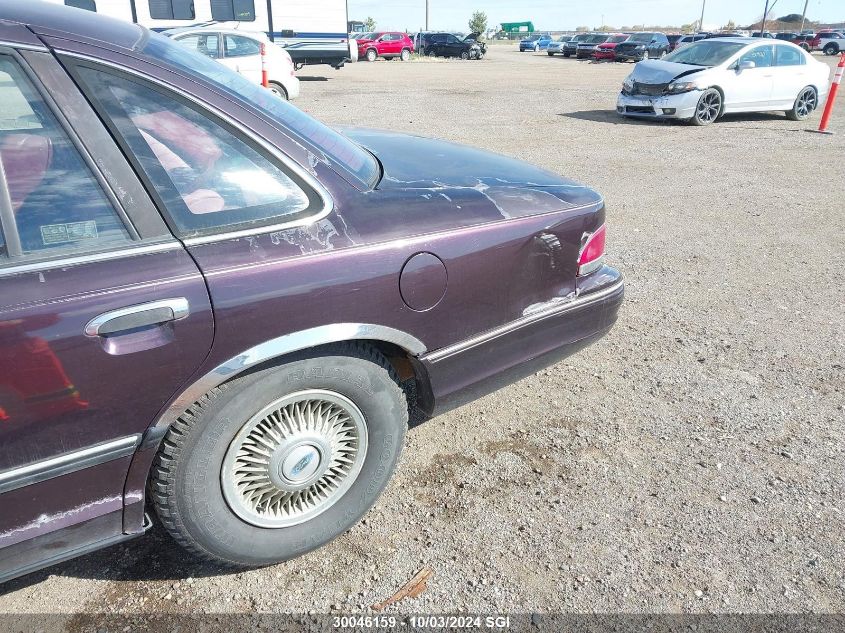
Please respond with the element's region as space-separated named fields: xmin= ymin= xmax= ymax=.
xmin=366 ymin=48 xmax=377 ymax=62
xmin=460 ymin=50 xmax=469 ymax=60
xmin=400 ymin=48 xmax=411 ymax=61
xmin=547 ymin=52 xmax=554 ymax=56
xmin=150 ymin=343 xmax=408 ymax=568
xmin=823 ymin=43 xmax=838 ymax=56
xmin=267 ymin=81 xmax=288 ymax=100
xmin=690 ymin=88 xmax=722 ymax=126
xmin=563 ymin=52 xmax=571 ymax=58
xmin=427 ymin=48 xmax=437 ymax=57
xmin=787 ymin=86 xmax=818 ymax=121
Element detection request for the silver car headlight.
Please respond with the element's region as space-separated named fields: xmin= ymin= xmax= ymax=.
xmin=622 ymin=78 xmax=634 ymax=92
xmin=635 ymin=44 xmax=646 ymax=49
xmin=665 ymin=81 xmax=697 ymax=94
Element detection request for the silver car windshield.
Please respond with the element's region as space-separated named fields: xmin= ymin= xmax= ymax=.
xmin=664 ymin=40 xmax=746 ymax=66
xmin=139 ymin=31 xmax=380 ymax=189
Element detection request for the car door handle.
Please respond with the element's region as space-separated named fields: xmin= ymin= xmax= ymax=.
xmin=85 ymin=298 xmax=190 ymax=337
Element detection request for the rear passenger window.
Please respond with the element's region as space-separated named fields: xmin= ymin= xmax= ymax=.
xmin=76 ymin=66 xmax=317 ymax=237
xmin=775 ymin=45 xmax=804 ymax=66
xmin=0 ymin=57 xmax=130 ymax=258
xmin=176 ymin=33 xmax=220 ymax=59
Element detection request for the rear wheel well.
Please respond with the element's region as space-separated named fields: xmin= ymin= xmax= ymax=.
xmin=214 ymin=339 xmax=431 ymax=420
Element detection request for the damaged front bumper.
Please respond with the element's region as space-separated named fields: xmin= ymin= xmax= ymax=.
xmin=615 ymin=90 xmax=701 ymax=120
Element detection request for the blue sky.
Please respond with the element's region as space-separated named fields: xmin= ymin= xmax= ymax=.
xmin=347 ymin=0 xmax=841 ymax=32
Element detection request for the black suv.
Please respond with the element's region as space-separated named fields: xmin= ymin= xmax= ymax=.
xmin=614 ymin=32 xmax=670 ymax=61
xmin=421 ymin=32 xmax=484 ymax=59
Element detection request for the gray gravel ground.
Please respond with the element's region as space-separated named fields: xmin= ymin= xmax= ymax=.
xmin=1 ymin=49 xmax=843 ymax=623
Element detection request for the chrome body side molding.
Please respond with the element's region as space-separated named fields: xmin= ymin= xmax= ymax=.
xmin=0 ymin=435 xmax=141 ymax=494
xmin=151 ymin=324 xmax=427 ymax=431
xmin=424 ymin=279 xmax=625 ymax=364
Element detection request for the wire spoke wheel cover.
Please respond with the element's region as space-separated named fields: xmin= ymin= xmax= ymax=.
xmin=221 ymin=389 xmax=368 ymax=528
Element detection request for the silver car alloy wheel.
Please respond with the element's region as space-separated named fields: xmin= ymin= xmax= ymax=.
xmin=696 ymin=91 xmax=721 ymax=124
xmin=796 ymin=88 xmax=817 ymax=118
xmin=221 ymin=389 xmax=368 ymax=528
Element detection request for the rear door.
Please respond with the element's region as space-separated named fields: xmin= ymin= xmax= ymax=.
xmin=770 ymin=44 xmax=809 ymax=107
xmin=0 ymin=47 xmax=213 ymax=565
xmin=222 ymin=34 xmax=263 ymax=84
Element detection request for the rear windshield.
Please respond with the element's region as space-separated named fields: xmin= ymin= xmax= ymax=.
xmin=626 ymin=33 xmax=654 ymax=43
xmin=584 ymin=34 xmax=609 ymax=44
xmin=664 ymin=40 xmax=746 ymax=66
xmin=138 ymin=30 xmax=380 ymax=189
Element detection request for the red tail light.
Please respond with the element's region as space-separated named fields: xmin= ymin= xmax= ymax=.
xmin=578 ymin=224 xmax=606 ymax=276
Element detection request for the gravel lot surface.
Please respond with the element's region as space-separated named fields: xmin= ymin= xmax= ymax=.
xmin=1 ymin=49 xmax=843 ymax=624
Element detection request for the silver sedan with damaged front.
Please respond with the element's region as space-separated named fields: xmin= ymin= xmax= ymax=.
xmin=616 ymin=38 xmax=831 ymax=126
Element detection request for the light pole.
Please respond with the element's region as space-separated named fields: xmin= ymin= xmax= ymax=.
xmin=799 ymin=0 xmax=809 ymax=33
xmin=761 ymin=0 xmax=770 ymax=35
xmin=425 ymin=0 xmax=429 ymax=30
xmin=761 ymin=0 xmax=779 ymax=35
xmin=699 ymin=0 xmax=706 ymax=32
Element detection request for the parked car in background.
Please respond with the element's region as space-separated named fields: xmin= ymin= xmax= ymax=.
xmin=356 ymin=32 xmax=413 ymax=62
xmin=770 ymin=33 xmax=821 ymax=51
xmin=614 ymin=32 xmax=671 ymax=61
xmin=576 ymin=33 xmax=614 ymax=59
xmin=593 ymin=34 xmax=631 ymax=61
xmin=617 ymin=39 xmax=830 ymax=126
xmin=818 ymin=31 xmax=845 ymax=55
xmin=165 ymin=28 xmax=299 ymax=100
xmin=546 ymin=35 xmax=571 ymax=56
xmin=751 ymin=32 xmax=775 ymax=38
xmin=675 ymin=34 xmax=708 ymax=49
xmin=462 ymin=32 xmax=487 ymax=58
xmin=667 ymin=34 xmax=684 ymax=51
xmin=562 ymin=32 xmax=594 ymax=57
xmin=519 ymin=34 xmax=552 ymax=52
xmin=0 ymin=0 xmax=623 ymax=585
xmin=423 ymin=32 xmax=484 ymax=59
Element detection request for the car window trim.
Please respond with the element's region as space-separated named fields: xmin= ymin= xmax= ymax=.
xmin=0 ymin=238 xmax=182 ymax=276
xmin=60 ymin=53 xmax=334 ymax=244
xmin=0 ymin=46 xmax=142 ymax=262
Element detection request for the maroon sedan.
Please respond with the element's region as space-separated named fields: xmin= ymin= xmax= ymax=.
xmin=357 ymin=31 xmax=413 ymax=62
xmin=0 ymin=1 xmax=623 ymax=582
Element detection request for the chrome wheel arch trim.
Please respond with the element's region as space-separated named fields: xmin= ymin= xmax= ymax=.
xmin=149 ymin=323 xmax=427 ymax=433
